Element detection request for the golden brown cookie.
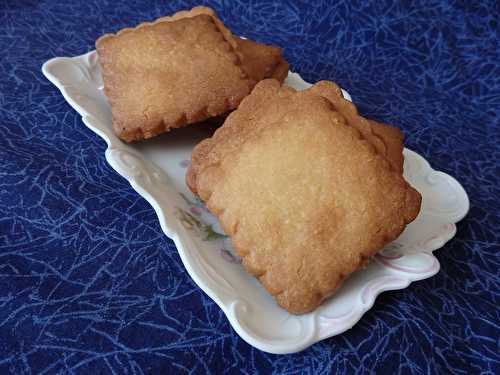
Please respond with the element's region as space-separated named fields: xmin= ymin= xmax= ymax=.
xmin=267 ymin=58 xmax=290 ymax=83
xmin=187 ymin=80 xmax=405 ymax=193
xmin=369 ymin=119 xmax=404 ymax=173
xmin=96 ymin=15 xmax=254 ymax=142
xmin=187 ymin=79 xmax=421 ymax=314
xmin=157 ymin=6 xmax=236 ymax=48
xmin=234 ymin=38 xmax=289 ymax=82
xmin=308 ymin=81 xmax=405 ymax=172
xmin=160 ymin=6 xmax=288 ymax=83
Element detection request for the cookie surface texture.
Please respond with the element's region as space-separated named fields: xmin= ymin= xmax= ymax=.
xmin=96 ymin=15 xmax=253 ymax=142
xmin=187 ymin=79 xmax=421 ymax=314
xmin=161 ymin=6 xmax=289 ymax=83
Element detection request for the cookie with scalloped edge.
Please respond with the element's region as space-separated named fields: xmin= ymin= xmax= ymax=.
xmin=187 ymin=80 xmax=405 ymax=194
xmin=187 ymin=79 xmax=421 ymax=314
xmin=308 ymin=80 xmax=406 ymax=172
xmin=369 ymin=119 xmax=404 ymax=173
xmin=159 ymin=6 xmax=289 ymax=83
xmin=96 ymin=15 xmax=254 ymax=142
xmin=234 ymin=37 xmax=289 ymax=83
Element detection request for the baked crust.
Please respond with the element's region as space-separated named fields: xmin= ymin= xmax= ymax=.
xmin=187 ymin=79 xmax=421 ymax=314
xmin=160 ymin=6 xmax=289 ymax=83
xmin=96 ymin=15 xmax=254 ymax=142
xmin=96 ymin=7 xmax=289 ymax=143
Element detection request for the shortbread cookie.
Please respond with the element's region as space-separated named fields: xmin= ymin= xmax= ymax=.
xmin=369 ymin=119 xmax=404 ymax=173
xmin=187 ymin=79 xmax=421 ymax=314
xmin=187 ymin=80 xmax=405 ymax=193
xmin=235 ymin=38 xmax=289 ymax=83
xmin=161 ymin=6 xmax=288 ymax=83
xmin=309 ymin=81 xmax=406 ymax=172
xmin=96 ymin=15 xmax=254 ymax=142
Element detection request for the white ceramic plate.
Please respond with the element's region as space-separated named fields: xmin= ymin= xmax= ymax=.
xmin=42 ymin=51 xmax=469 ymax=354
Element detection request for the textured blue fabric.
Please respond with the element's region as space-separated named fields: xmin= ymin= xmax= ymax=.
xmin=1 ymin=0 xmax=499 ymax=373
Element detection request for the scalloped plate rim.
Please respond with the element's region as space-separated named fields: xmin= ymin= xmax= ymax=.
xmin=42 ymin=51 xmax=469 ymax=354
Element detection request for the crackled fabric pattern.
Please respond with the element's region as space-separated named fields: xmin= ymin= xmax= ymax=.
xmin=0 ymin=0 xmax=499 ymax=374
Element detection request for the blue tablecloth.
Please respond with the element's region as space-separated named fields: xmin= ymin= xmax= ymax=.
xmin=1 ymin=1 xmax=499 ymax=373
